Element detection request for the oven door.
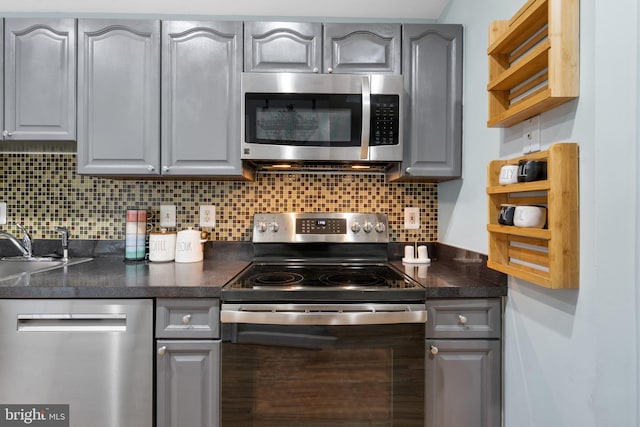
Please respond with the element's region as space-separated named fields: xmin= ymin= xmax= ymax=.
xmin=221 ymin=303 xmax=426 ymax=427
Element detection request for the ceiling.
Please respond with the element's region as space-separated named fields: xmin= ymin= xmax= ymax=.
xmin=2 ymin=0 xmax=452 ymax=20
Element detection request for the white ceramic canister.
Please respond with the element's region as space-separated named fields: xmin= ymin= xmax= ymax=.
xmin=175 ymin=228 xmax=207 ymax=263
xmin=149 ymin=229 xmax=177 ymax=262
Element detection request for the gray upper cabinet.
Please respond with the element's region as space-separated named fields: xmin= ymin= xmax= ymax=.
xmin=162 ymin=21 xmax=247 ymax=177
xmin=77 ymin=19 xmax=160 ymax=175
xmin=244 ymin=21 xmax=322 ymax=73
xmin=399 ymin=24 xmax=463 ymax=181
xmin=323 ymin=23 xmax=401 ymax=74
xmin=3 ymin=18 xmax=76 ymax=141
xmin=244 ymin=22 xmax=401 ymax=75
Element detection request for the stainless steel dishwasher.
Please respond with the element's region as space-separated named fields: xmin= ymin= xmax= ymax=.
xmin=0 ymin=299 xmax=152 ymax=427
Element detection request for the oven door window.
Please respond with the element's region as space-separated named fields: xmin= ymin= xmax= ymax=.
xmin=222 ymin=323 xmax=424 ymax=426
xmin=245 ymin=93 xmax=362 ymax=147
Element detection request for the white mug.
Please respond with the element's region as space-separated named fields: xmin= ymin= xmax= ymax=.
xmin=513 ymin=206 xmax=547 ymax=228
xmin=499 ymin=165 xmax=519 ymax=185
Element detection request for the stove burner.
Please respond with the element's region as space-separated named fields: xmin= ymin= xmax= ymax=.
xmin=250 ymin=272 xmax=305 ymax=286
xmin=319 ymin=272 xmax=387 ymax=287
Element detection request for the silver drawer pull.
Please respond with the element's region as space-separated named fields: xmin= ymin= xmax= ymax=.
xmin=182 ymin=314 xmax=192 ymax=325
xmin=430 ymin=345 xmax=439 ymax=355
xmin=458 ymin=314 xmax=468 ymax=325
xmin=157 ymin=346 xmax=167 ymax=356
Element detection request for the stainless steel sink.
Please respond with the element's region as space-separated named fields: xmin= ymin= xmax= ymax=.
xmin=0 ymin=257 xmax=93 ymax=281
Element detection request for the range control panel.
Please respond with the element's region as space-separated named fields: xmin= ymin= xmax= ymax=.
xmin=296 ymin=218 xmax=347 ymax=235
xmin=253 ymin=213 xmax=389 ymax=244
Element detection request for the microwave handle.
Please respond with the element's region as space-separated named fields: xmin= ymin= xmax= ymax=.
xmin=360 ymin=75 xmax=371 ymax=159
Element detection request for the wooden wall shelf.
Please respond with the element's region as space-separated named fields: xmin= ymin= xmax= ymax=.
xmin=486 ymin=143 xmax=579 ymax=289
xmin=487 ymin=0 xmax=579 ymax=128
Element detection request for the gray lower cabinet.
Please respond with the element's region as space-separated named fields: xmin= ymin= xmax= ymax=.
xmin=156 ymin=298 xmax=221 ymax=427
xmin=162 ymin=21 xmax=246 ymax=177
xmin=244 ymin=21 xmax=322 ymax=73
xmin=244 ymin=22 xmax=401 ymax=75
xmin=425 ymin=299 xmax=502 ymax=427
xmin=3 ymin=18 xmax=76 ymax=141
xmin=156 ymin=340 xmax=220 ymax=427
xmin=77 ymin=19 xmax=161 ymax=175
xmin=399 ymin=24 xmax=463 ymax=181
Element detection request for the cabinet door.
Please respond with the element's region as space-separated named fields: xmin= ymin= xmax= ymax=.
xmin=77 ymin=19 xmax=160 ymax=175
xmin=157 ymin=340 xmax=220 ymax=427
xmin=400 ymin=24 xmax=463 ymax=180
xmin=244 ymin=21 xmax=322 ymax=73
xmin=162 ymin=21 xmax=245 ymax=176
xmin=425 ymin=339 xmax=501 ymax=427
xmin=323 ymin=23 xmax=401 ymax=74
xmin=4 ymin=18 xmax=76 ymax=141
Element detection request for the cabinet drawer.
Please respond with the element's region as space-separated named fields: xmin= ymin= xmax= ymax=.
xmin=156 ymin=299 xmax=220 ymax=339
xmin=426 ymin=299 xmax=501 ymax=339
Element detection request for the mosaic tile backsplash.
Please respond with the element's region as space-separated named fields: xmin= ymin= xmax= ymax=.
xmin=0 ymin=153 xmax=437 ymax=243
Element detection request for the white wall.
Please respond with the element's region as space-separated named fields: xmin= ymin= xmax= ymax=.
xmin=440 ymin=0 xmax=639 ymax=426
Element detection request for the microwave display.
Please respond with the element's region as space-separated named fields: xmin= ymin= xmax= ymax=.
xmin=245 ymin=93 xmax=399 ymax=147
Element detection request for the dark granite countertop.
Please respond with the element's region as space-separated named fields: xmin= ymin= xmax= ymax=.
xmin=0 ymin=241 xmax=507 ymax=299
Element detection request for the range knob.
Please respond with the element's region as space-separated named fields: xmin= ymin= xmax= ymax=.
xmin=269 ymin=222 xmax=280 ymax=232
xmin=257 ymin=222 xmax=268 ymax=232
xmin=363 ymin=222 xmax=373 ymax=233
xmin=351 ymin=222 xmax=361 ymax=233
xmin=375 ymin=222 xmax=386 ymax=233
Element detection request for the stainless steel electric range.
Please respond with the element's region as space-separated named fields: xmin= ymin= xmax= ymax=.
xmin=222 ymin=212 xmax=426 ymax=304
xmin=221 ymin=213 xmax=427 ymax=427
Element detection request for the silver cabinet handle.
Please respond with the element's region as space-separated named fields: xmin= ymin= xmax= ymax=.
xmin=458 ymin=314 xmax=468 ymax=325
xmin=312 ymin=67 xmax=319 ymax=73
xmin=405 ymin=167 xmax=412 ymax=175
xmin=360 ymin=75 xmax=371 ymax=159
xmin=147 ymin=165 xmax=155 ymax=172
xmin=157 ymin=346 xmax=167 ymax=356
xmin=430 ymin=345 xmax=439 ymax=355
xmin=2 ymin=130 xmax=13 ymax=138
xmin=182 ymin=314 xmax=191 ymax=325
xmin=327 ymin=67 xmax=333 ymax=73
xmin=162 ymin=166 xmax=170 ymax=173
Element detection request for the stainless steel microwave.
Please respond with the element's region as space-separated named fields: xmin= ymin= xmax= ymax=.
xmin=241 ymin=72 xmax=403 ymax=164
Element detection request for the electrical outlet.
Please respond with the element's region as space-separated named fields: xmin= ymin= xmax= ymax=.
xmin=200 ymin=205 xmax=215 ymax=228
xmin=404 ymin=207 xmax=420 ymax=229
xmin=524 ymin=115 xmax=541 ymax=154
xmin=160 ymin=205 xmax=176 ymax=228
xmin=0 ymin=202 xmax=6 ymax=225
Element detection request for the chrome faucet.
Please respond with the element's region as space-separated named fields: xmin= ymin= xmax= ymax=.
xmin=0 ymin=223 xmax=33 ymax=258
xmin=54 ymin=226 xmax=70 ymax=261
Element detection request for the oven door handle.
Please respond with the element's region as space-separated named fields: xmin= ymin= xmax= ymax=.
xmin=221 ymin=303 xmax=427 ymax=325
xmin=360 ymin=75 xmax=371 ymax=160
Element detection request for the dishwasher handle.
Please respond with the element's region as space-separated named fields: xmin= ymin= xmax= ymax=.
xmin=221 ymin=303 xmax=427 ymax=325
xmin=17 ymin=313 xmax=127 ymax=332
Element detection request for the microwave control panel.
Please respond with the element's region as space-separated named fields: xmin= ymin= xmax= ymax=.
xmin=370 ymin=95 xmax=400 ymax=146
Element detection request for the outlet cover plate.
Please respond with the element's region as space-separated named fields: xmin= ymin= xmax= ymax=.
xmin=404 ymin=207 xmax=420 ymax=229
xmin=160 ymin=205 xmax=176 ymax=228
xmin=200 ymin=205 xmax=215 ymax=228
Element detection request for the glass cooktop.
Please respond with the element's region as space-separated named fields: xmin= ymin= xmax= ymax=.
xmin=225 ymin=263 xmax=422 ymax=291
